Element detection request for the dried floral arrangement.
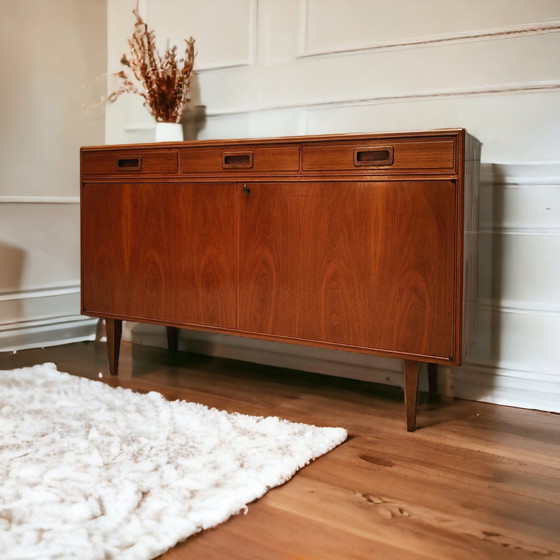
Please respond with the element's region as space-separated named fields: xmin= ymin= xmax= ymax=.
xmin=108 ymin=10 xmax=195 ymax=123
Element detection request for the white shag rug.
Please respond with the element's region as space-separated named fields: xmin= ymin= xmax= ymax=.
xmin=0 ymin=363 xmax=347 ymax=560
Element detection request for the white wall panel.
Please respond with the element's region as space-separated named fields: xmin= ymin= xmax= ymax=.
xmin=480 ymin=184 xmax=560 ymax=232
xmin=0 ymin=0 xmax=106 ymax=198
xmin=480 ymin=233 xmax=560 ymax=308
xmin=0 ymin=202 xmax=97 ymax=351
xmin=465 ymin=304 xmax=558 ymax=375
xmin=259 ymin=0 xmax=300 ymax=64
xmin=195 ymin=33 xmax=560 ymax=116
xmin=479 ymin=232 xmax=560 ymax=305
xmin=301 ymin=0 xmax=560 ymax=56
xmin=0 ymin=203 xmax=80 ymax=290
xmin=147 ymin=0 xmax=257 ymax=70
xmin=106 ymin=3 xmax=560 ymax=155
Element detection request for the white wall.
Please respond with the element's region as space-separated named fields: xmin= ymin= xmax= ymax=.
xmin=0 ymin=0 xmax=106 ymax=352
xmin=105 ymin=0 xmax=559 ymax=413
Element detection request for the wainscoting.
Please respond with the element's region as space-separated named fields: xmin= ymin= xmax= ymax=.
xmin=1 ymin=2 xmax=105 ymax=353
xmin=0 ymin=199 xmax=97 ymax=352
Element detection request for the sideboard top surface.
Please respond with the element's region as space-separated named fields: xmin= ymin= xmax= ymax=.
xmin=81 ymin=128 xmax=469 ymax=152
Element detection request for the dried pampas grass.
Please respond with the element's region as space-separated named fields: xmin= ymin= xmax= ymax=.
xmin=108 ymin=10 xmax=195 ymax=123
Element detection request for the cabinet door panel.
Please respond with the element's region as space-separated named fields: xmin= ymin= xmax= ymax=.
xmin=81 ymin=182 xmax=237 ymax=328
xmin=238 ymin=182 xmax=457 ymax=359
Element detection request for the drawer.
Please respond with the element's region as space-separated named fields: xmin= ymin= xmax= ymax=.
xmin=302 ymin=139 xmax=456 ymax=173
xmin=182 ymin=145 xmax=300 ymax=173
xmin=81 ymin=150 xmax=178 ymax=175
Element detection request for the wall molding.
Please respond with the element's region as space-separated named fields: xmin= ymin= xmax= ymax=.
xmin=462 ymin=360 xmax=560 ymax=384
xmin=460 ymin=360 xmax=558 ymax=383
xmin=478 ymin=299 xmax=560 ymax=319
xmin=0 ymin=196 xmax=80 ymax=204
xmin=203 ymin=80 xmax=560 ymax=118
xmin=0 ymin=284 xmax=80 ymax=303
xmin=248 ymin=0 xmax=259 ymax=67
xmin=480 ymin=162 xmax=560 ymax=186
xmin=479 ymin=226 xmax=560 ymax=236
xmin=303 ymin=81 xmax=560 ymax=111
xmin=194 ymin=62 xmax=254 ymax=73
xmin=0 ymin=284 xmax=96 ymax=352
xmin=297 ymin=14 xmax=560 ymax=59
xmin=443 ymin=362 xmax=560 ymax=413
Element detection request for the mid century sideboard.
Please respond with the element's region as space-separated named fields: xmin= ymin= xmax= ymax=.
xmin=80 ymin=130 xmax=480 ymax=431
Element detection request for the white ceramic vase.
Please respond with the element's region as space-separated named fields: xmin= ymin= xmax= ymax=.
xmin=155 ymin=122 xmax=184 ymax=142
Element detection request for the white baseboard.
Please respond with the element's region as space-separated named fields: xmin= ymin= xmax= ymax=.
xmin=442 ymin=362 xmax=560 ymax=414
xmin=0 ymin=285 xmax=98 ymax=352
xmin=0 ymin=315 xmax=98 ymax=352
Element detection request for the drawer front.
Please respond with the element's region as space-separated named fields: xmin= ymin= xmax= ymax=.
xmin=182 ymin=145 xmax=300 ymax=173
xmin=302 ymin=139 xmax=456 ymax=173
xmin=82 ymin=150 xmax=178 ymax=176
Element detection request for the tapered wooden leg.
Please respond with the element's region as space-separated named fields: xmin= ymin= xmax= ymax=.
xmin=166 ymin=326 xmax=179 ymax=352
xmin=427 ymin=362 xmax=438 ymax=394
xmin=403 ymin=360 xmax=421 ymax=432
xmin=105 ymin=318 xmax=122 ymax=375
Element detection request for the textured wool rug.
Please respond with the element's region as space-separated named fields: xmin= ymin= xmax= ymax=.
xmin=0 ymin=363 xmax=347 ymax=560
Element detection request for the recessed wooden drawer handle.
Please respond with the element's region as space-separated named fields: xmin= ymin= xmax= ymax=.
xmin=353 ymin=147 xmax=394 ymax=166
xmin=223 ymin=151 xmax=253 ymax=169
xmin=117 ymin=157 xmax=141 ymax=170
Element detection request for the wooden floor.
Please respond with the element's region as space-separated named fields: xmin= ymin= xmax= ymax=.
xmin=2 ymin=341 xmax=560 ymax=559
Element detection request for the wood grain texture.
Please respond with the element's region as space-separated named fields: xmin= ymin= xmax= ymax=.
xmin=238 ymin=181 xmax=457 ymax=360
xmin=2 ymin=341 xmax=559 ymax=559
xmin=182 ymin=145 xmax=300 ymax=173
xmin=461 ymin=132 xmax=481 ymax=357
xmin=301 ymin=138 xmax=456 ymax=173
xmin=81 ymin=149 xmax=178 ymax=176
xmin=81 ymin=182 xmax=238 ymax=328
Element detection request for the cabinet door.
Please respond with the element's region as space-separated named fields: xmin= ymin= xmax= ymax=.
xmin=238 ymin=181 xmax=458 ymax=360
xmin=81 ymin=182 xmax=237 ymax=328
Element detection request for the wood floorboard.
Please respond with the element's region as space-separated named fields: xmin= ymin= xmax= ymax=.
xmin=1 ymin=341 xmax=560 ymax=559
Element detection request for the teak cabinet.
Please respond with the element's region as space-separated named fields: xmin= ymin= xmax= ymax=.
xmin=80 ymin=130 xmax=480 ymax=431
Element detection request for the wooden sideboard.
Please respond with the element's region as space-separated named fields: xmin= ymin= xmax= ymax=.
xmin=80 ymin=130 xmax=480 ymax=431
